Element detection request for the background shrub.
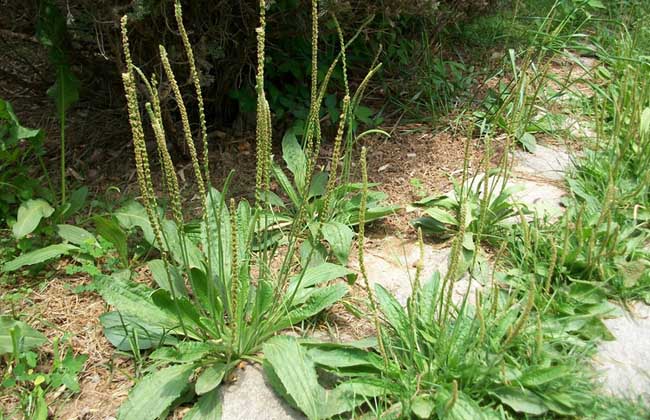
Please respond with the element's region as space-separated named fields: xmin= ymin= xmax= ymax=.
xmin=0 ymin=0 xmax=494 ymax=147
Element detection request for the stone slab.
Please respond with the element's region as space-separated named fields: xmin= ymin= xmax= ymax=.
xmin=353 ymin=236 xmax=484 ymax=307
xmin=594 ymin=302 xmax=650 ymax=400
xmin=220 ymin=364 xmax=305 ymax=420
xmin=513 ymin=144 xmax=572 ymax=181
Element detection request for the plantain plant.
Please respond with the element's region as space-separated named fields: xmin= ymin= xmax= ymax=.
xmin=93 ymin=1 xmax=388 ymax=418
xmin=261 ymin=16 xmax=399 ymax=266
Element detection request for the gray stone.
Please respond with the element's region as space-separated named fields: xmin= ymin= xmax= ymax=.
xmin=220 ymin=364 xmax=305 ymax=420
xmin=511 ymin=180 xmax=567 ymax=220
xmin=513 ymin=144 xmax=572 ymax=181
xmin=594 ymin=302 xmax=650 ymax=399
xmin=352 ymin=236 xmax=484 ymax=307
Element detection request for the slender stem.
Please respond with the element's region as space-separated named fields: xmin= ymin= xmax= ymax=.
xmin=60 ymin=110 xmax=66 ymax=205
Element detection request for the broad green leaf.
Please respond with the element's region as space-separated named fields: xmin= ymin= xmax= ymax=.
xmin=307 ymin=346 xmax=382 ymax=369
xmin=282 ymin=283 xmax=348 ymax=328
xmin=375 ymin=284 xmax=409 ymax=335
xmin=189 ymin=268 xmax=213 ymax=314
xmin=149 ymin=342 xmax=219 ymax=363
xmin=3 ymin=243 xmax=77 ymax=272
xmin=423 ymin=207 xmax=458 ymax=226
xmin=494 ymin=305 xmax=520 ymax=341
xmin=33 ymin=388 xmax=48 ymax=420
xmin=300 ymin=240 xmax=328 ymax=268
xmin=263 ymin=336 xmax=325 ymax=420
xmin=95 ymin=275 xmax=180 ymax=330
xmin=322 ymin=221 xmax=355 ymax=264
xmin=100 ymin=311 xmax=177 ymax=351
xmin=282 ymin=130 xmax=307 ymax=191
xmin=57 ymin=224 xmax=96 ymax=246
xmin=114 ymin=201 xmax=155 ymax=243
xmin=202 ymin=188 xmax=232 ymax=276
xmin=418 ymin=273 xmax=442 ymax=322
xmin=289 ymin=262 xmax=353 ymax=293
xmin=148 ymin=259 xmax=187 ymax=297
xmin=308 ymin=171 xmax=328 ymax=199
xmin=521 ymin=366 xmax=570 ymax=387
xmin=117 ymin=364 xmax=195 ymax=420
xmin=0 ymin=316 xmax=47 ymax=354
xmin=61 ymin=186 xmax=88 ymax=219
xmin=150 ymin=289 xmax=205 ymax=337
xmin=12 ymin=199 xmax=54 ymax=239
xmin=260 ymin=190 xmax=287 ymax=208
xmin=412 ymin=395 xmax=434 ymax=419
xmin=320 ymin=381 xmax=384 ymax=418
xmin=195 ymin=363 xmax=228 ymax=395
xmin=435 ymin=389 xmax=493 ymax=420
xmin=587 ymin=0 xmax=605 ymax=8
xmin=0 ymin=99 xmax=43 ymax=143
xmin=184 ymin=389 xmax=222 ymax=420
xmin=94 ymin=216 xmax=128 ymax=263
xmin=48 ymin=67 xmax=80 ymax=116
xmin=491 ymin=387 xmax=548 ymax=415
xmin=265 ymin=337 xmax=382 ymax=419
xmin=360 ymin=205 xmax=401 ymax=224
xmin=411 ymin=216 xmax=449 ymax=235
xmin=253 ymin=279 xmax=275 ymax=320
xmin=519 ymin=132 xmax=537 ymax=152
xmin=272 ymin=163 xmax=301 ymax=208
xmin=161 ymin=218 xmax=203 ymax=269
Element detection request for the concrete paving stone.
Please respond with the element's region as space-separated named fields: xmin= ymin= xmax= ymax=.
xmin=513 ymin=144 xmax=572 ymax=181
xmin=352 ymin=236 xmax=485 ymax=307
xmin=594 ymin=302 xmax=650 ymax=400
xmin=220 ymin=364 xmax=305 ymax=420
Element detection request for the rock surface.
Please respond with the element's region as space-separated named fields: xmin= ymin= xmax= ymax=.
xmin=220 ymin=365 xmax=304 ymax=420
xmin=354 ymin=236 xmax=485 ymax=306
xmin=511 ymin=179 xmax=567 ymax=219
xmin=513 ymin=144 xmax=572 ymax=181
xmin=594 ymin=302 xmax=650 ymax=400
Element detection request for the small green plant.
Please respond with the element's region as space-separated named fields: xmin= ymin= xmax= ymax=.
xmin=411 ymin=173 xmax=524 ymax=248
xmin=502 ymin=24 xmax=650 ymax=303
xmin=1 ymin=100 xmax=89 ymax=273
xmin=0 ymin=99 xmax=49 ymax=225
xmin=473 ymin=1 xmax=592 ymax=152
xmin=409 ymin=177 xmax=428 ymax=199
xmin=0 ymin=317 xmax=87 ymax=420
xmin=2 ymin=222 xmax=112 ymax=273
xmin=265 ymin=127 xmax=399 ymax=265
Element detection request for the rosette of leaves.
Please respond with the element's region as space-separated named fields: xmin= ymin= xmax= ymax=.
xmin=96 ymin=191 xmax=353 ymax=420
xmin=95 ymin=0 xmax=365 ymax=417
xmin=411 ymin=175 xmax=524 ymax=248
xmin=264 ymin=272 xmax=601 ymax=419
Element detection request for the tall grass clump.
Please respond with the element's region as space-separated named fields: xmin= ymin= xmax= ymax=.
xmin=503 ymin=22 xmax=650 ymax=305
xmin=95 ymin=0 xmax=383 ymax=418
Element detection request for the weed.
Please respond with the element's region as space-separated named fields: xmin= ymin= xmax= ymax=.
xmin=36 ymin=0 xmax=80 ymax=205
xmin=90 ymin=0 xmax=389 ymax=417
xmin=0 ymin=317 xmax=86 ymax=420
